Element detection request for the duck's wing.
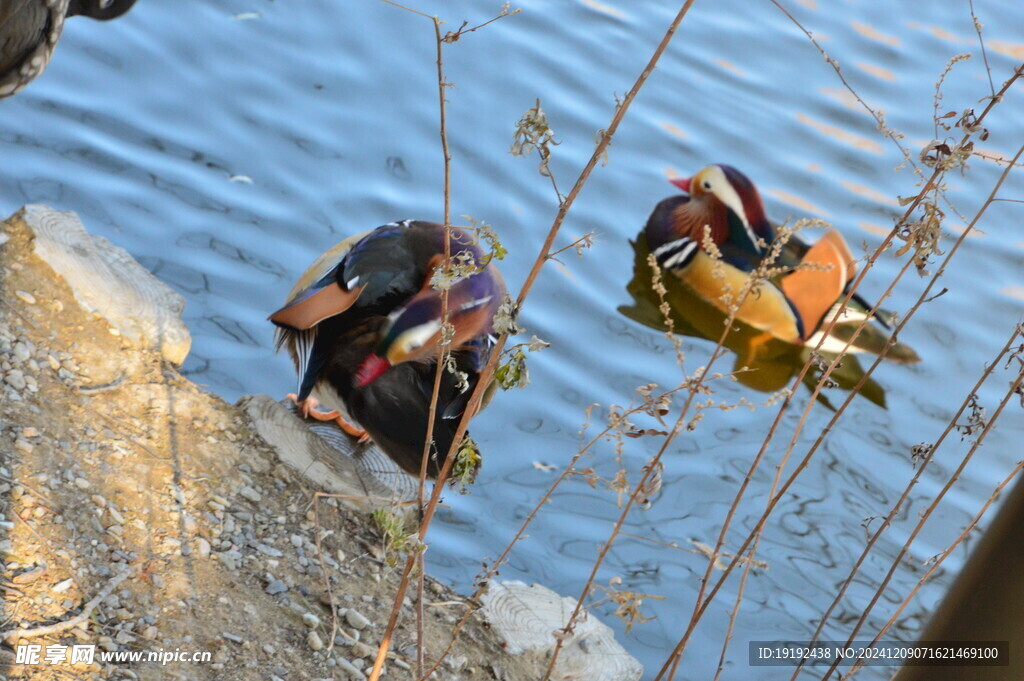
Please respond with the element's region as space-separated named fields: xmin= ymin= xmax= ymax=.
xmin=270 ymin=230 xmax=372 ymax=332
xmin=272 ymin=220 xmax=442 ymax=331
xmin=271 ymin=231 xmax=372 ymax=401
xmin=336 ymin=220 xmax=438 ymax=310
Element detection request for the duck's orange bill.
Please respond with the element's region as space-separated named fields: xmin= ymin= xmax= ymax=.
xmin=670 ymin=176 xmax=691 ymax=192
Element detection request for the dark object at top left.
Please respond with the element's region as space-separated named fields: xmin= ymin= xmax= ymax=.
xmin=1 ymin=0 xmax=138 ymax=99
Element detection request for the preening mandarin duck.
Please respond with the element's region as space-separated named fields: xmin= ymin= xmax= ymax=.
xmin=0 ymin=0 xmax=138 ymax=99
xmin=270 ymin=220 xmax=506 ymax=479
xmin=645 ymin=164 xmax=918 ymax=361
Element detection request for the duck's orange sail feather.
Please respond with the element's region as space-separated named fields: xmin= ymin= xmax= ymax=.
xmin=780 ymin=230 xmax=855 ymax=339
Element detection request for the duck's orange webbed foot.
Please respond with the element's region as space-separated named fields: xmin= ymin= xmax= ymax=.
xmin=287 ymin=393 xmax=369 ymax=440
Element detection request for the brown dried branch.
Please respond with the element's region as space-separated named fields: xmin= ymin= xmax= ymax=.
xmin=836 ymin=364 xmax=1024 ymax=680
xmin=653 ymin=137 xmax=1024 ymax=681
xmin=787 ymin=323 xmax=1023 ymax=680
xmin=367 ymin=4 xmax=519 ymax=679
xmin=1 ymin=567 xmax=132 ymax=641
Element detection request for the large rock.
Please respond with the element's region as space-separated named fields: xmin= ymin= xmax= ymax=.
xmin=480 ymin=580 xmax=644 ymax=681
xmin=239 ymin=394 xmax=418 ymax=509
xmin=13 ymin=204 xmax=191 ymax=365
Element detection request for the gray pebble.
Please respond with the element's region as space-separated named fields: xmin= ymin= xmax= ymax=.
xmin=265 ymin=580 xmax=288 ymax=595
xmin=238 ymin=486 xmax=262 ymax=503
xmin=12 ymin=342 xmax=30 ymax=363
xmin=256 ymin=544 xmax=283 ymax=558
xmin=4 ymin=370 xmax=26 ymax=390
xmin=217 ymin=552 xmax=237 ymax=570
xmin=346 ymin=608 xmax=371 ymax=630
xmin=336 ymin=657 xmax=367 ymax=679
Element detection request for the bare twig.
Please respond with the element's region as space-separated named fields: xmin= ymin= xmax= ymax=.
xmin=788 ymin=323 xmax=1023 ymax=680
xmin=654 ymin=136 xmax=1024 ymax=681
xmin=969 ymin=0 xmax=997 ymax=98
xmin=546 ymin=232 xmax=596 ymax=260
xmin=836 ymin=362 xmax=1024 ymax=680
xmin=441 ymin=5 xmax=521 ymax=42
xmin=1 ymin=567 xmax=132 ymax=641
xmin=313 ymin=493 xmax=340 ymax=652
xmin=410 ymin=16 xmax=456 ymax=678
xmin=365 ymin=5 xmax=519 ymax=680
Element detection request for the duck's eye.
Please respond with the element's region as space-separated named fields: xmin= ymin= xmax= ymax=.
xmin=702 ymin=181 xmax=712 ymax=191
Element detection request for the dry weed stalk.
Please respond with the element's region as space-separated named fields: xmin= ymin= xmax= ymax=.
xmin=968 ymin=0 xmax=997 ymax=99
xmin=323 ymin=4 xmax=1021 ymax=680
xmin=361 ymin=4 xmax=520 ymax=680
xmin=360 ymin=1 xmax=705 ymax=678
xmin=787 ymin=324 xmax=1023 ymax=680
xmin=834 ymin=362 xmax=1024 ymax=680
xmin=655 ymin=130 xmax=1024 ymax=680
xmin=655 ymin=95 xmax=1024 ymax=679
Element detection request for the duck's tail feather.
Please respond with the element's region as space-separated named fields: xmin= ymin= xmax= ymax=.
xmin=805 ymin=302 xmax=920 ymax=362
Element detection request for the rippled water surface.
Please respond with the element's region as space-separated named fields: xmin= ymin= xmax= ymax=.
xmin=3 ymin=1 xmax=1023 ymax=678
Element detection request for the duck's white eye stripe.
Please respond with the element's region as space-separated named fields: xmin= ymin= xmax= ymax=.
xmin=458 ymin=294 xmax=494 ymax=312
xmin=705 ymin=166 xmax=762 ymax=255
xmin=346 ymin=275 xmax=360 ymax=289
xmin=399 ymin=319 xmax=442 ymax=351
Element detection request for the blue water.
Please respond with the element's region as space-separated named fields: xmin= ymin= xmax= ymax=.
xmin=2 ymin=1 xmax=1023 ymax=678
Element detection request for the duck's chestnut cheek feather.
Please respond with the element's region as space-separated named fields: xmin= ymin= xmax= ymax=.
xmin=355 ymin=353 xmax=391 ymax=387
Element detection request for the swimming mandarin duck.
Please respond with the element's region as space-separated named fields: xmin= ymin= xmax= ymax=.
xmin=270 ymin=220 xmax=506 ymax=479
xmin=645 ymin=164 xmax=918 ymax=360
xmin=0 ymin=0 xmax=138 ymax=99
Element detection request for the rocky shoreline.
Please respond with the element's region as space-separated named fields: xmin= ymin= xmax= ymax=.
xmin=0 ymin=206 xmax=641 ymax=681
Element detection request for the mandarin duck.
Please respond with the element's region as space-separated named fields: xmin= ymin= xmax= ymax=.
xmin=270 ymin=220 xmax=505 ymax=479
xmin=644 ymin=164 xmax=919 ymax=361
xmin=0 ymin=0 xmax=138 ymax=99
